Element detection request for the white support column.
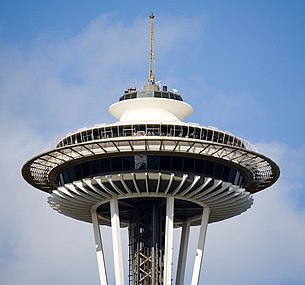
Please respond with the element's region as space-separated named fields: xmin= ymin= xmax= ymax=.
xmin=176 ymin=219 xmax=191 ymax=285
xmin=110 ymin=198 xmax=125 ymax=285
xmin=91 ymin=209 xmax=108 ymax=285
xmin=191 ymin=206 xmax=210 ymax=285
xmin=164 ymin=196 xmax=174 ymax=285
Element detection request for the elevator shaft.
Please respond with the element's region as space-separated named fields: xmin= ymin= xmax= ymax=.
xmin=128 ymin=199 xmax=166 ymax=285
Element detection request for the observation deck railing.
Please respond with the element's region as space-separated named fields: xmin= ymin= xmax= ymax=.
xmin=53 ymin=123 xmax=257 ymax=153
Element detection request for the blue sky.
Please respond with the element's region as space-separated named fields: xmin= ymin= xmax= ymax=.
xmin=1 ymin=1 xmax=305 ymax=285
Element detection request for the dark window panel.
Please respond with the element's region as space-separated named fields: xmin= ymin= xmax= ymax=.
xmin=214 ymin=163 xmax=223 ymax=179
xmin=112 ymin=157 xmax=122 ymax=171
xmin=194 ymin=159 xmax=205 ymax=173
xmin=222 ymin=166 xmax=231 ymax=181
xmin=172 ymin=156 xmax=183 ymax=171
xmin=205 ymin=161 xmax=214 ymax=176
xmin=183 ymin=157 xmax=194 ymax=172
xmin=73 ymin=164 xmax=82 ymax=180
xmin=100 ymin=158 xmax=111 ymax=172
xmin=228 ymin=168 xmax=237 ymax=183
xmin=147 ymin=155 xmax=159 ymax=170
xmin=122 ymin=156 xmax=134 ymax=170
xmin=90 ymin=160 xmax=101 ymax=175
xmin=160 ymin=156 xmax=171 ymax=170
xmin=82 ymin=161 xmax=91 ymax=177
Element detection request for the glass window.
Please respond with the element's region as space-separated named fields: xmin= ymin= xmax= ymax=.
xmin=160 ymin=156 xmax=171 ymax=170
xmin=239 ymin=175 xmax=245 ymax=187
xmin=207 ymin=130 xmax=213 ymax=141
xmin=194 ymin=159 xmax=205 ymax=173
xmin=81 ymin=161 xmax=91 ymax=177
xmin=76 ymin=133 xmax=81 ymax=143
xmin=154 ymin=92 xmax=161 ymax=98
xmin=222 ymin=166 xmax=231 ymax=181
xmin=62 ymin=170 xmax=69 ymax=184
xmin=112 ymin=157 xmax=122 ymax=171
xmin=93 ymin=129 xmax=100 ymax=140
xmin=146 ymin=92 xmax=153 ymax=97
xmin=205 ymin=161 xmax=214 ymax=175
xmin=176 ymin=95 xmax=183 ymax=101
xmin=90 ymin=160 xmax=101 ymax=175
xmin=172 ymin=156 xmax=183 ymax=171
xmin=100 ymin=158 xmax=111 ymax=172
xmin=57 ymin=155 xmax=243 ymax=187
xmin=162 ymin=92 xmax=169 ymax=98
xmin=147 ymin=155 xmax=159 ymax=170
xmin=135 ymin=155 xmax=147 ymax=170
xmin=228 ymin=168 xmax=237 ymax=183
xmin=201 ymin=129 xmax=207 ymax=140
xmin=183 ymin=157 xmax=194 ymax=172
xmin=122 ymin=156 xmax=134 ymax=170
xmin=67 ymin=166 xmax=75 ymax=182
xmin=214 ymin=163 xmax=223 ymax=179
xmin=73 ymin=164 xmax=82 ymax=180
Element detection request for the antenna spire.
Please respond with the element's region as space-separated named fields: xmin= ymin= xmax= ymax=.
xmin=148 ymin=12 xmax=156 ymax=86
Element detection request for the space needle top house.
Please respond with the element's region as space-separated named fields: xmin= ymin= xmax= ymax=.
xmin=22 ymin=13 xmax=280 ymax=285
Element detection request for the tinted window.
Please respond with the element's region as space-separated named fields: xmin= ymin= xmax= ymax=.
xmin=82 ymin=161 xmax=91 ymax=177
xmin=112 ymin=157 xmax=122 ymax=171
xmin=195 ymin=159 xmax=205 ymax=173
xmin=205 ymin=161 xmax=214 ymax=175
xmin=57 ymin=155 xmax=244 ymax=187
xmin=90 ymin=160 xmax=101 ymax=175
xmin=122 ymin=156 xmax=134 ymax=170
xmin=147 ymin=155 xmax=159 ymax=170
xmin=172 ymin=156 xmax=183 ymax=171
xmin=160 ymin=156 xmax=171 ymax=170
xmin=214 ymin=163 xmax=223 ymax=179
xmin=183 ymin=157 xmax=194 ymax=172
xmin=73 ymin=164 xmax=82 ymax=180
xmin=222 ymin=166 xmax=230 ymax=180
xmin=100 ymin=158 xmax=111 ymax=172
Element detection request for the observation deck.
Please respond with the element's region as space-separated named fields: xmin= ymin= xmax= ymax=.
xmin=22 ymin=85 xmax=280 ymax=225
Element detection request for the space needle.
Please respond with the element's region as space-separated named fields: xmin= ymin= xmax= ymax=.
xmin=22 ymin=13 xmax=280 ymax=285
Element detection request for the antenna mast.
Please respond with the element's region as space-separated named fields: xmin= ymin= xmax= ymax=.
xmin=148 ymin=12 xmax=156 ymax=85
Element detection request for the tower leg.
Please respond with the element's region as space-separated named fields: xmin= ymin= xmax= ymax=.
xmin=164 ymin=196 xmax=174 ymax=285
xmin=91 ymin=209 xmax=108 ymax=285
xmin=176 ymin=220 xmax=191 ymax=285
xmin=191 ymin=206 xmax=210 ymax=285
xmin=110 ymin=198 xmax=125 ymax=285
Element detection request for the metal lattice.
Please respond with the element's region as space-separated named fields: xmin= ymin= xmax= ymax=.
xmin=128 ymin=199 xmax=165 ymax=285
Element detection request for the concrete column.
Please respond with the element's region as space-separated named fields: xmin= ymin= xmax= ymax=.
xmin=176 ymin=219 xmax=191 ymax=285
xmin=191 ymin=206 xmax=210 ymax=285
xmin=164 ymin=196 xmax=174 ymax=285
xmin=110 ymin=198 xmax=125 ymax=285
xmin=91 ymin=209 xmax=108 ymax=285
